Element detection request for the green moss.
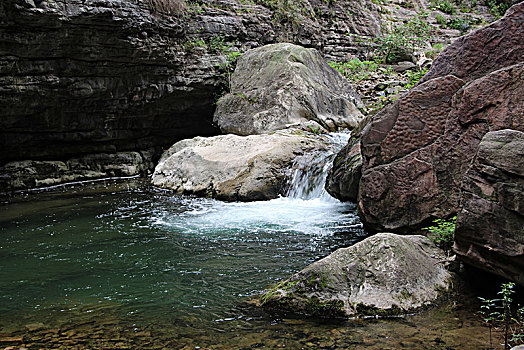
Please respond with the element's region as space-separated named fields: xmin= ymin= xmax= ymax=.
xmin=305 ymin=272 xmax=331 ymax=290
xmin=304 ymin=297 xmax=345 ymax=317
xmin=260 ymin=280 xmax=297 ymax=305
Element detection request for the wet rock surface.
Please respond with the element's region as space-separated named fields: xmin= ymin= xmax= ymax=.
xmin=0 ymin=0 xmax=381 ymax=191
xmin=214 ymin=43 xmax=364 ymax=135
xmin=357 ymin=3 xmax=524 ymax=232
xmin=0 ymin=150 xmax=154 ymax=192
xmin=454 ymin=129 xmax=524 ymax=286
xmin=152 ymin=131 xmax=328 ymax=201
xmin=259 ymin=233 xmax=452 ymax=318
xmin=325 ymin=130 xmax=363 ymax=202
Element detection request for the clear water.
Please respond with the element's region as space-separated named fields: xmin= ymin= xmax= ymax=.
xmin=0 ymin=178 xmax=364 ymax=325
xmin=0 ymin=135 xmax=500 ymax=348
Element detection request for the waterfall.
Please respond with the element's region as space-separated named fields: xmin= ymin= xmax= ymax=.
xmin=286 ymin=132 xmax=350 ymax=201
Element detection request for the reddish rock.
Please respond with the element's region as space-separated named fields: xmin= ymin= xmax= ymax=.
xmin=419 ymin=2 xmax=524 ymax=85
xmin=454 ymin=130 xmax=524 ymax=286
xmin=358 ymin=2 xmax=524 ymax=232
xmin=325 ymin=134 xmax=362 ymax=202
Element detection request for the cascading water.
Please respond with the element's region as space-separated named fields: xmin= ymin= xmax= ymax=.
xmin=0 ymin=132 xmax=487 ymax=349
xmin=286 ymin=132 xmax=350 ymax=201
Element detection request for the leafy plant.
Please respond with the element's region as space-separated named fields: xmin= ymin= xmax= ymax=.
xmin=329 ymin=59 xmax=380 ymax=83
xmin=218 ymin=49 xmax=242 ymax=94
xmin=424 ymin=216 xmax=456 ymax=255
xmin=352 ymin=13 xmax=433 ymax=63
xmin=403 ymin=68 xmax=429 ymax=89
xmin=447 ymin=17 xmax=472 ymax=31
xmin=487 ymin=0 xmax=509 ymax=18
xmin=479 ymin=282 xmax=524 ymax=349
xmin=425 ymin=43 xmax=446 ymax=59
xmin=436 ymin=0 xmax=457 ymax=14
xmin=436 ymin=13 xmax=447 ymax=26
xmin=479 ymin=296 xmax=501 ymax=349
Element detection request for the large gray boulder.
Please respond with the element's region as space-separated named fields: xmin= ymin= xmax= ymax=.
xmin=258 ymin=233 xmax=452 ymax=318
xmin=214 ymin=43 xmax=364 ymax=135
xmin=454 ymin=130 xmax=524 ymax=286
xmin=151 ymin=131 xmax=328 ymax=201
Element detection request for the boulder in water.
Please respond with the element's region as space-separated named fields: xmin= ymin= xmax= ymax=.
xmin=151 ymin=131 xmax=329 ymax=201
xmin=258 ymin=233 xmax=452 ymax=318
xmin=214 ymin=43 xmax=364 ymax=135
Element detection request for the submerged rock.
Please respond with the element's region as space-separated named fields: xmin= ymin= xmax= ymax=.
xmin=151 ymin=131 xmax=328 ymax=201
xmin=258 ymin=233 xmax=452 ymax=318
xmin=454 ymin=130 xmax=524 ymax=286
xmin=214 ymin=43 xmax=364 ymax=135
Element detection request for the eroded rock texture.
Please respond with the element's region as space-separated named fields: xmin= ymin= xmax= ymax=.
xmin=358 ymin=2 xmax=524 ymax=232
xmin=259 ymin=233 xmax=452 ymax=318
xmin=0 ymin=0 xmax=382 ymax=191
xmin=151 ymin=131 xmax=328 ymax=201
xmin=454 ymin=130 xmax=524 ymax=286
xmin=214 ymin=43 xmax=363 ymax=135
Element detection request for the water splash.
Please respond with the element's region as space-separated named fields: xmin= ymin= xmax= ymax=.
xmin=286 ymin=132 xmax=350 ymax=201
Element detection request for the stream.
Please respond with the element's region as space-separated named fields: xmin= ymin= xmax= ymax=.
xmin=0 ymin=133 xmax=498 ymax=349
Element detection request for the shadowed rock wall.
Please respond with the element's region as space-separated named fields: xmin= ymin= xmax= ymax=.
xmin=0 ymin=0 xmax=382 ymax=191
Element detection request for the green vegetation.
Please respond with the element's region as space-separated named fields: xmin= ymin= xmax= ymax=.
xmin=436 ymin=13 xmax=447 ymax=26
xmin=403 ymin=67 xmax=429 ymax=89
xmin=487 ymin=0 xmax=509 ymax=18
xmin=424 ymin=216 xmax=456 ymax=255
xmin=219 ymin=48 xmax=242 ymax=93
xmin=479 ymin=282 xmax=524 ymax=349
xmin=260 ymin=280 xmax=297 ymax=304
xmin=181 ymin=35 xmax=242 ymax=94
xmin=425 ymin=43 xmax=446 ymax=59
xmin=252 ymin=0 xmax=313 ymax=25
xmin=329 ymin=59 xmax=380 ymax=83
xmin=435 ymin=0 xmax=457 ymax=14
xmin=435 ymin=14 xmax=482 ymax=32
xmin=352 ymin=13 xmax=433 ymax=63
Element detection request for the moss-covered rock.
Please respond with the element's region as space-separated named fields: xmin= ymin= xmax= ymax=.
xmin=257 ymin=233 xmax=453 ymax=318
xmin=214 ymin=43 xmax=364 ymax=136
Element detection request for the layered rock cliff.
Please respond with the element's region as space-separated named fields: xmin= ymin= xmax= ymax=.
xmin=0 ymin=0 xmax=382 ymax=192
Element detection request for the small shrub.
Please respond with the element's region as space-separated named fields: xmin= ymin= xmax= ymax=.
xmin=436 ymin=14 xmax=447 ymax=26
xmin=436 ymin=0 xmax=457 ymax=14
xmin=479 ymin=282 xmax=524 ymax=349
xmin=487 ymin=0 xmax=509 ymax=18
xmin=352 ymin=13 xmax=434 ymax=63
xmin=218 ymin=49 xmax=242 ymax=94
xmin=447 ymin=17 xmax=471 ymax=31
xmin=424 ymin=216 xmax=456 ymax=255
xmin=404 ymin=67 xmax=429 ymax=89
xmin=425 ymin=43 xmax=445 ymax=59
